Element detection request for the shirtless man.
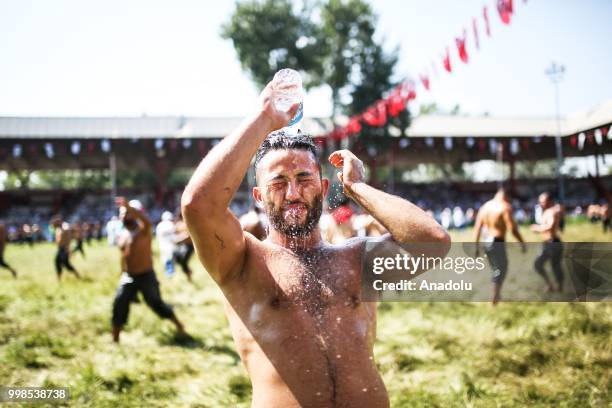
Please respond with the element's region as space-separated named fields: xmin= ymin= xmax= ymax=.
xmin=0 ymin=222 xmax=18 ymax=278
xmin=531 ymin=192 xmax=564 ymax=292
xmin=53 ymin=218 xmax=80 ymax=280
xmin=181 ymin=82 xmax=450 ymax=407
xmin=474 ymin=188 xmax=526 ymax=305
xmin=111 ymin=198 xmax=186 ymax=343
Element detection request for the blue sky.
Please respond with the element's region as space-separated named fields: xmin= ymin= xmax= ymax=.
xmin=0 ymin=0 xmax=610 ymax=119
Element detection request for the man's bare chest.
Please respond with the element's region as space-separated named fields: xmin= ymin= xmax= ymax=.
xmin=260 ymin=251 xmax=362 ymax=316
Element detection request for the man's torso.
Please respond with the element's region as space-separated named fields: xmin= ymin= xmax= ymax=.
xmin=120 ymin=227 xmax=153 ymax=275
xmin=541 ymin=208 xmax=560 ymax=241
xmin=56 ymin=229 xmax=71 ymax=251
xmin=482 ymin=200 xmax=509 ymax=240
xmin=220 ymin=235 xmax=388 ymax=407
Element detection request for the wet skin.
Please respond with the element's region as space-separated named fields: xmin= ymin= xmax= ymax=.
xmin=223 ymin=237 xmax=387 ymax=407
xmin=182 ymin=82 xmax=448 ymax=407
xmin=222 ymin=149 xmax=388 ymax=407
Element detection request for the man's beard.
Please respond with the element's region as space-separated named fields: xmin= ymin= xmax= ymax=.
xmin=266 ymin=194 xmax=323 ymax=238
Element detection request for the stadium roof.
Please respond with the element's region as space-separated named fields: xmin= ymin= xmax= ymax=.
xmin=404 ymin=99 xmax=612 ymax=137
xmin=0 ymin=99 xmax=610 ymax=139
xmin=0 ymin=116 xmax=331 ymax=139
xmin=0 ymin=101 xmax=610 ymax=171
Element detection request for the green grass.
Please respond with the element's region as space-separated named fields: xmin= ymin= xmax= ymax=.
xmin=0 ymin=222 xmax=610 ymax=407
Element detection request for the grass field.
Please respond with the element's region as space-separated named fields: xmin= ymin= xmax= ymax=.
xmin=0 ymin=220 xmax=610 ymax=407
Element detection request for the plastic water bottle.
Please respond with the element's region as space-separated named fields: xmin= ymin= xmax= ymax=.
xmin=272 ymin=68 xmax=303 ymax=135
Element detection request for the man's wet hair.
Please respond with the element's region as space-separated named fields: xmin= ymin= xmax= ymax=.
xmin=254 ymin=129 xmax=320 ymax=178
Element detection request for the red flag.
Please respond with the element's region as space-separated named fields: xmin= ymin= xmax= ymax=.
xmin=346 ymin=116 xmax=362 ymax=134
xmin=399 ymin=81 xmax=417 ymax=100
xmin=521 ymin=138 xmax=530 ymax=150
xmin=570 ymin=135 xmax=577 ymax=148
xmin=420 ymin=74 xmax=430 ymax=90
xmin=483 ymin=6 xmax=491 ymax=37
xmin=472 ymin=17 xmax=480 ymax=49
xmin=456 ymin=29 xmax=468 ymax=63
xmin=386 ymin=90 xmax=407 ymax=117
xmin=362 ymin=100 xmax=387 ymax=127
xmin=330 ymin=128 xmax=348 ymax=141
xmin=374 ymin=100 xmax=388 ymax=126
xmin=497 ymin=0 xmax=513 ymax=25
xmin=313 ymin=137 xmax=326 ymax=148
xmin=478 ymin=139 xmax=486 ymax=152
xmin=442 ymin=47 xmax=452 ymax=73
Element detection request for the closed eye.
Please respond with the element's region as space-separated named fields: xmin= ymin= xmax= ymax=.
xmin=297 ymin=172 xmax=315 ymax=181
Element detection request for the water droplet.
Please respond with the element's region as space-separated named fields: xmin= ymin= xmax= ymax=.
xmin=316 ymin=391 xmax=321 ymax=396
xmin=336 ymin=354 xmax=341 ymax=359
xmin=336 ymin=317 xmax=342 ymax=322
xmin=362 ymin=388 xmax=368 ymax=392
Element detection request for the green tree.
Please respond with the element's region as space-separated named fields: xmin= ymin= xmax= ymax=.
xmin=220 ymin=0 xmax=326 ymax=90
xmin=221 ymin=0 xmax=403 ymax=126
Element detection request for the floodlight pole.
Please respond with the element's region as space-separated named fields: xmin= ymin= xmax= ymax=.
xmin=545 ymin=62 xmax=566 ymax=204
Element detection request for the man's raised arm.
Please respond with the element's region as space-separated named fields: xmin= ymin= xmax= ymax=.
xmin=329 ymin=150 xmax=450 ymax=258
xmin=181 ymin=83 xmax=298 ymax=283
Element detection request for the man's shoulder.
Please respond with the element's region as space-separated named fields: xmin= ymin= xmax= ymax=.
xmin=502 ymin=201 xmax=514 ymax=213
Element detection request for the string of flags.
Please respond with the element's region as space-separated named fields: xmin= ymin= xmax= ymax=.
xmin=3 ymin=138 xmax=214 ymax=160
xmin=321 ymin=0 xmax=525 ymax=141
xmin=317 ymin=126 xmax=612 ymax=158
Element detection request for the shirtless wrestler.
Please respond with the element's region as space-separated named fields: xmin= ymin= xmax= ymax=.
xmin=474 ymin=188 xmax=526 ymax=304
xmin=531 ymin=192 xmax=564 ymax=292
xmin=182 ymin=81 xmax=450 ymax=407
xmin=111 ymin=198 xmax=186 ymax=343
xmin=53 ymin=217 xmax=80 ymax=280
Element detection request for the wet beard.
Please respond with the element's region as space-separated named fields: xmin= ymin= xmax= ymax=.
xmin=266 ymin=194 xmax=323 ymax=238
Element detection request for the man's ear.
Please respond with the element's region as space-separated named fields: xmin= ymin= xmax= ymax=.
xmin=322 ymin=177 xmax=330 ymax=199
xmin=253 ymin=186 xmax=262 ymax=205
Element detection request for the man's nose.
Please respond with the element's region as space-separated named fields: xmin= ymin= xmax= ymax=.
xmin=285 ymin=180 xmax=301 ymax=201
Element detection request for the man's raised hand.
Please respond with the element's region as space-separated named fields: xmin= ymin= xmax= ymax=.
xmin=329 ymin=150 xmax=365 ymax=197
xmin=259 ymin=81 xmax=301 ymax=132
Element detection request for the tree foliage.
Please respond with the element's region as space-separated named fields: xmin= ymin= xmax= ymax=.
xmin=220 ymin=0 xmax=326 ymax=90
xmin=221 ymin=0 xmax=404 ymax=124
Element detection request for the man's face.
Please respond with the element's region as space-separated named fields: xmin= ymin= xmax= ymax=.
xmin=254 ymin=149 xmax=328 ymax=237
xmin=539 ymin=194 xmax=551 ymax=209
